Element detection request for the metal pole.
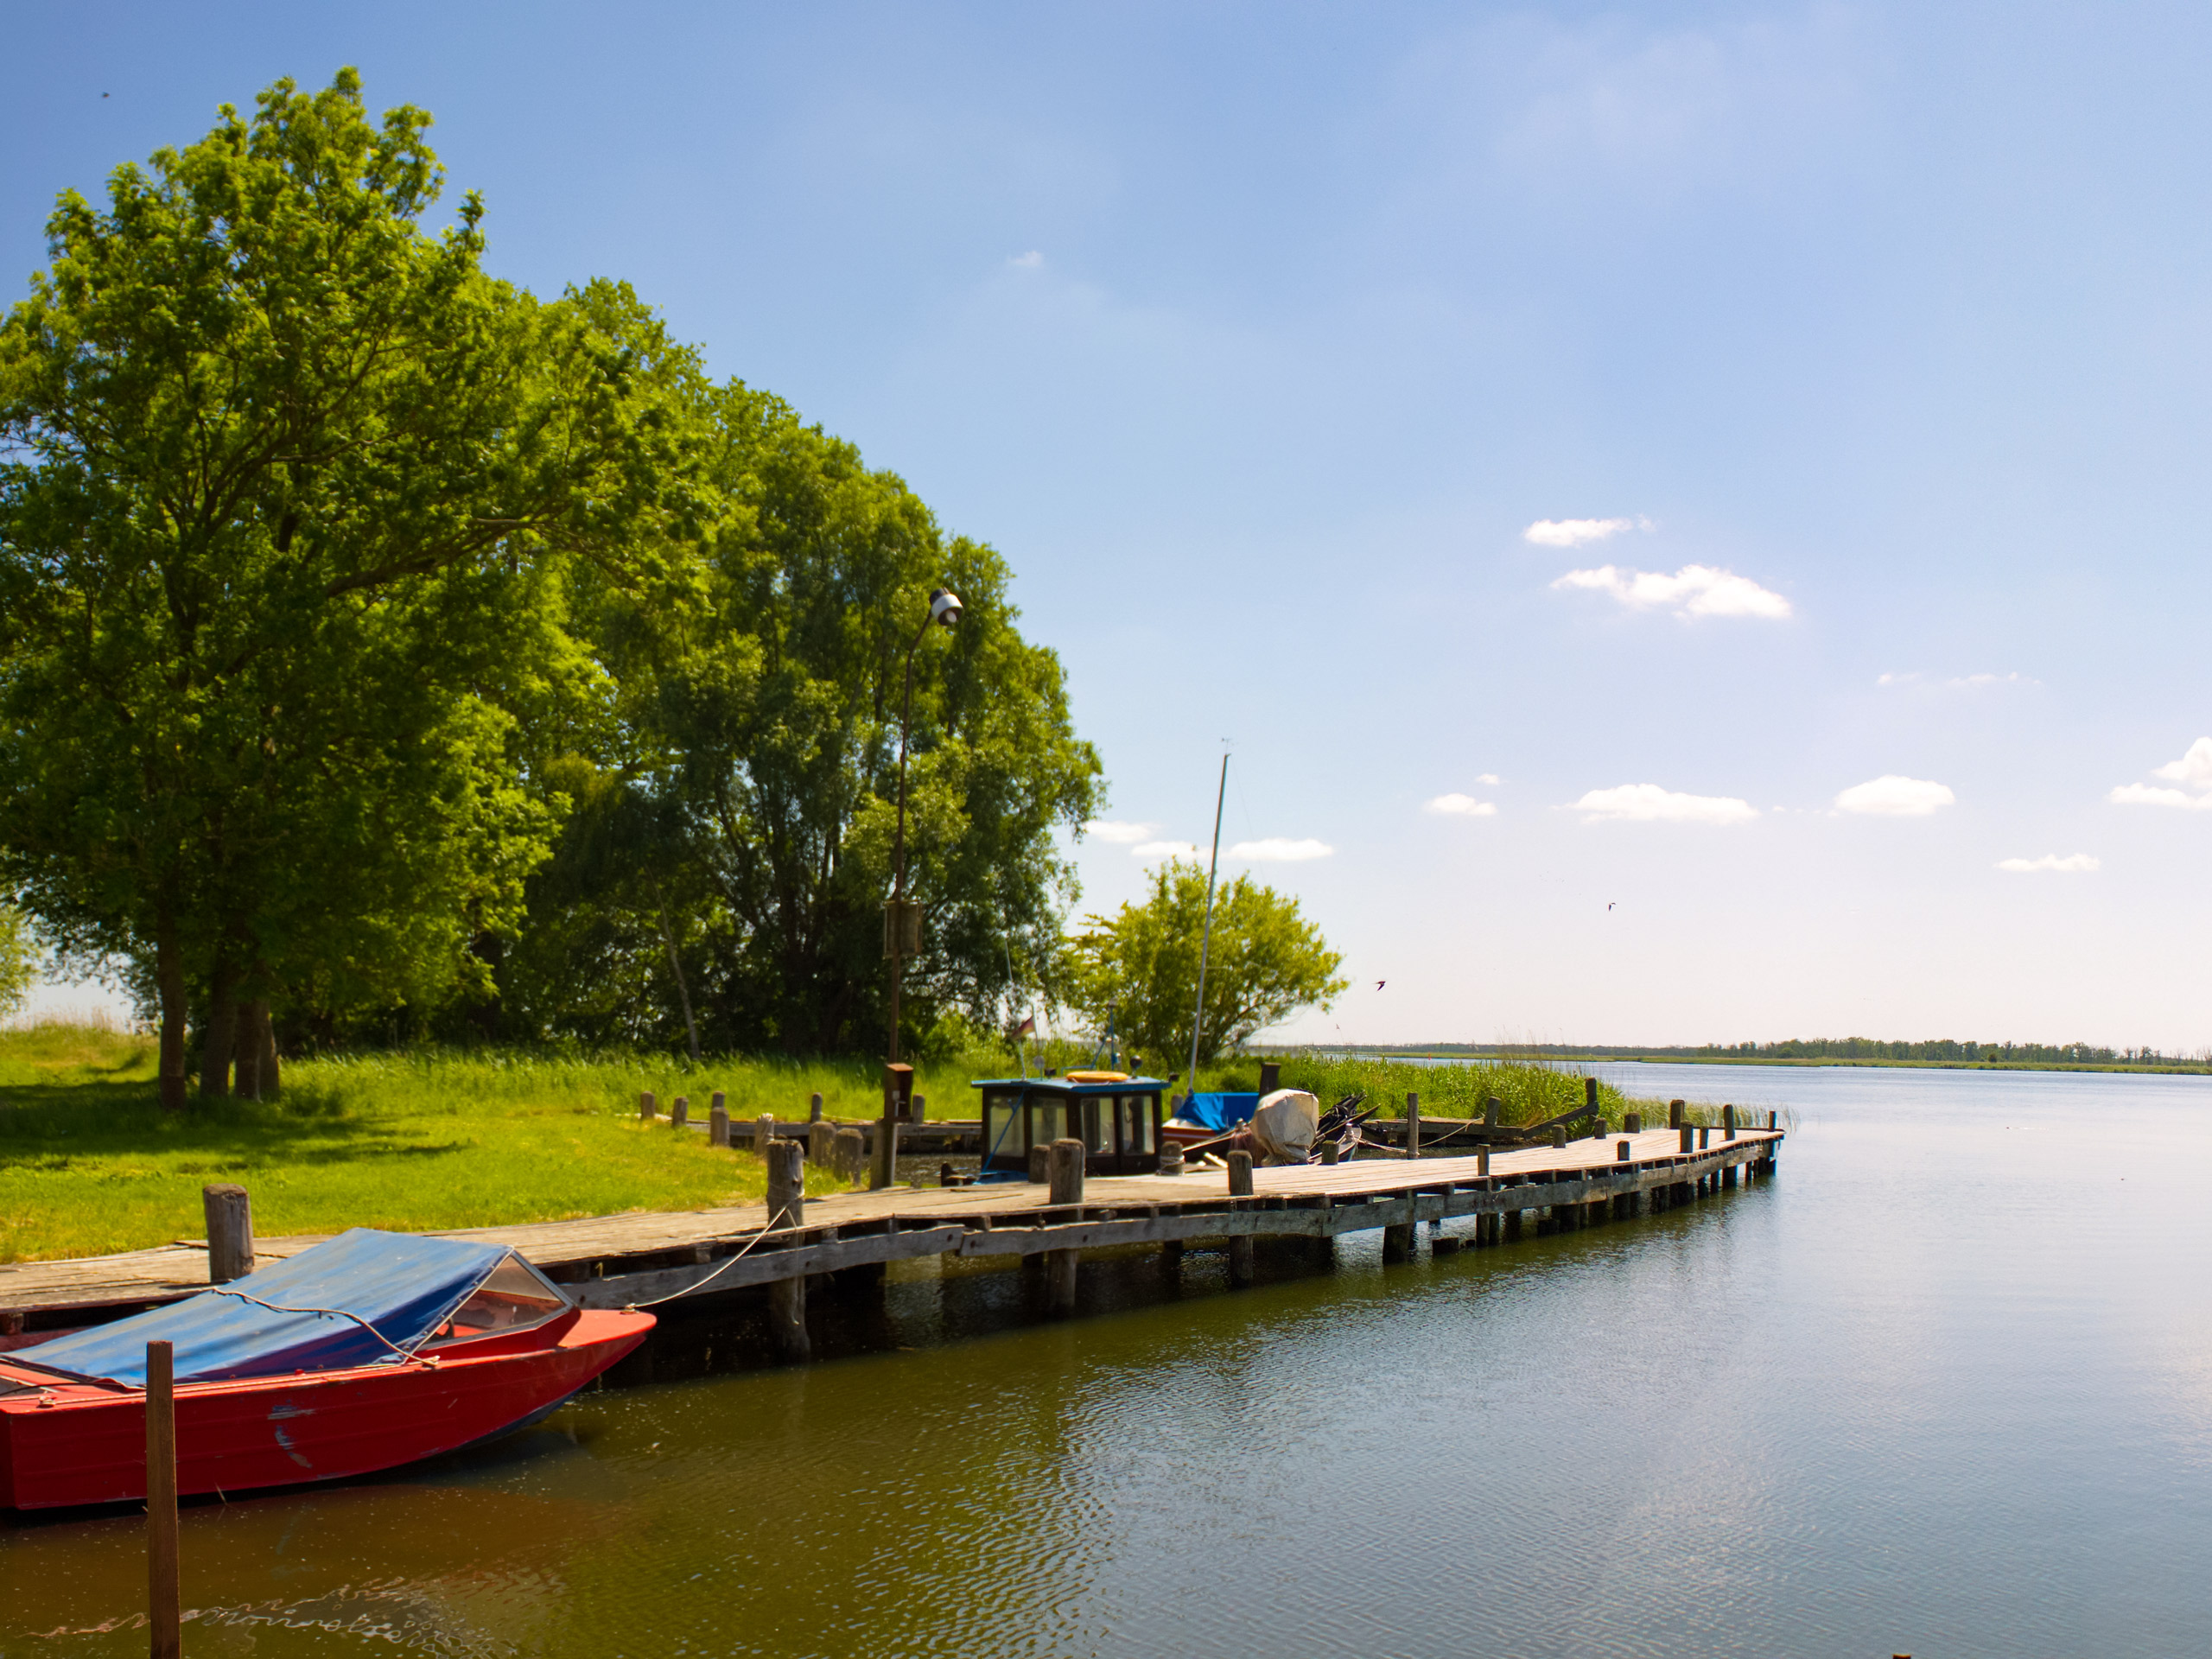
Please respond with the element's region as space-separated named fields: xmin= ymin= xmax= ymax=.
xmin=887 ymin=608 xmax=933 ymax=1065
xmin=146 ymin=1338 xmax=180 ymax=1659
xmin=1185 ymin=753 xmax=1230 ymax=1097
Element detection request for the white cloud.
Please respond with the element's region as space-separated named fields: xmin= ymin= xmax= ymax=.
xmin=2110 ymin=739 xmax=2212 ymax=809
xmin=1230 ymin=837 xmax=1334 ymax=861
xmin=1008 ymin=250 xmax=1044 ymax=269
xmin=1476 ymin=772 xmax=1500 ymax=785
xmin=1424 ymin=793 xmax=1497 ymax=817
xmin=1878 ymin=671 xmax=2037 ymax=689
xmin=1084 ymin=819 xmax=1159 ymax=844
xmin=1835 ymin=775 xmax=1955 ymax=817
xmin=1524 ymin=516 xmax=1645 ymax=547
xmin=1552 ymin=563 xmax=1791 ymax=620
xmin=1131 ymin=839 xmax=1200 ymax=859
xmin=1996 ymin=854 xmax=2101 ymax=874
xmin=1572 ymin=784 xmax=1758 ymax=824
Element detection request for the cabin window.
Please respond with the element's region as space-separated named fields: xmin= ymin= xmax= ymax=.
xmin=423 ymin=1255 xmax=569 ymax=1346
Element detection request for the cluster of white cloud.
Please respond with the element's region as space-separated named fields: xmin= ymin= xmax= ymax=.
xmin=1551 ymin=563 xmax=1793 ymax=620
xmin=1424 ymin=792 xmax=1497 ymax=817
xmin=1523 ymin=516 xmax=1649 ymax=547
xmin=1573 ymin=784 xmax=1758 ymax=824
xmin=1231 ymin=837 xmax=1333 ymax=861
xmin=1997 ymin=854 xmax=2100 ymax=874
xmin=1834 ymin=775 xmax=1955 ymax=817
xmin=2109 ymin=738 xmax=2212 ymax=810
xmin=1878 ymin=671 xmax=2036 ymax=690
xmin=1084 ymin=820 xmax=1156 ymax=843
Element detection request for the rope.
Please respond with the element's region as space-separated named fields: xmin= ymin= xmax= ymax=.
xmin=624 ymin=1198 xmax=804 ymax=1309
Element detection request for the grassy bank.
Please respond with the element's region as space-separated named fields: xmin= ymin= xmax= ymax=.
xmin=0 ymin=1029 xmax=1006 ymax=1265
xmin=0 ymin=1027 xmax=1700 ymax=1265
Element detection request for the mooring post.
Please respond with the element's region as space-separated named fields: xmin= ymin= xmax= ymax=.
xmin=1551 ymin=1126 xmax=1567 ymax=1149
xmin=1258 ymin=1060 xmax=1281 ymax=1096
xmin=709 ymin=1101 xmax=730 ymax=1147
xmin=1320 ymin=1140 xmax=1339 ymax=1165
xmin=874 ymin=1064 xmax=911 ymax=1190
xmin=1484 ymin=1095 xmax=1500 ymax=1132
xmin=809 ymin=1091 xmax=824 ymax=1122
xmin=912 ymin=1093 xmax=927 ymax=1124
xmin=1679 ymin=1122 xmax=1694 ymax=1154
xmin=1047 ymin=1138 xmax=1085 ymax=1313
xmin=1406 ymin=1092 xmax=1421 ymax=1159
xmin=1699 ymin=1125 xmax=1710 ymax=1151
xmin=808 ymin=1118 xmax=834 ymax=1166
xmin=711 ymin=1090 xmax=727 ymax=1120
xmin=1768 ymin=1109 xmax=1778 ymax=1131
xmin=1027 ymin=1144 xmax=1051 ymax=1184
xmin=671 ymin=1095 xmax=689 ymax=1129
xmin=1583 ymin=1077 xmax=1599 ymax=1126
xmin=1478 ymin=1145 xmax=1491 ymax=1176
xmin=1226 ymin=1150 xmax=1255 ymax=1285
xmin=1617 ymin=1140 xmax=1630 ymax=1162
xmin=201 ymin=1183 xmax=253 ymax=1285
xmin=834 ymin=1126 xmax=864 ymax=1183
xmin=765 ymin=1140 xmax=810 ymax=1361
xmin=1723 ymin=1103 xmax=1736 ymax=1141
xmin=639 ymin=1090 xmax=656 ymax=1122
xmin=755 ymin=1113 xmax=775 ymax=1155
xmin=1669 ymin=1098 xmax=1684 ymax=1130
xmin=1159 ymin=1140 xmax=1185 ymax=1177
xmin=145 ymin=1339 xmax=181 ymax=1659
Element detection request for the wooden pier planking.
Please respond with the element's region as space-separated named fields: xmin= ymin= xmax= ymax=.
xmin=0 ymin=1128 xmax=1782 ymax=1325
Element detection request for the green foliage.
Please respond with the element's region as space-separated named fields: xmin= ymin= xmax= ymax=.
xmin=0 ymin=908 xmax=39 ymax=1019
xmin=1065 ymin=859 xmax=1347 ymax=1070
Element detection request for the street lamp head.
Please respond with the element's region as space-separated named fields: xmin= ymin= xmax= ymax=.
xmin=929 ymin=588 xmax=963 ymax=628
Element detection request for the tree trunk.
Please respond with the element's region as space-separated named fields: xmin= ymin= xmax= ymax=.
xmin=200 ymin=963 xmax=238 ymax=1101
xmin=652 ymin=884 xmax=700 ymax=1063
xmin=156 ymin=902 xmax=188 ymax=1111
xmin=251 ymin=1001 xmax=280 ymax=1097
xmin=235 ymin=1001 xmax=273 ymax=1099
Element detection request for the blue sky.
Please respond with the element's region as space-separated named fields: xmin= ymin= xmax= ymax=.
xmin=7 ymin=3 xmax=2209 ymax=1048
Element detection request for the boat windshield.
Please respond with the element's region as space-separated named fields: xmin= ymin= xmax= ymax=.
xmin=421 ymin=1254 xmax=569 ymax=1347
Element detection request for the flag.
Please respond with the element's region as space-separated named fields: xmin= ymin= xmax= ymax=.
xmin=1014 ymin=1014 xmax=1035 ymax=1036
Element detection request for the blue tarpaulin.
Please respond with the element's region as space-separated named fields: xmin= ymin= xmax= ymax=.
xmin=20 ymin=1229 xmax=513 ymax=1389
xmin=1173 ymin=1092 xmax=1260 ymax=1132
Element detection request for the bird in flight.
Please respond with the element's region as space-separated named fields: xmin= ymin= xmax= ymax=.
xmin=1607 ymin=901 xmax=1616 ymax=911
xmin=1375 ymin=980 xmax=1386 ymax=990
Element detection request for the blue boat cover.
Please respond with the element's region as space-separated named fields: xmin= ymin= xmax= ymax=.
xmin=20 ymin=1229 xmax=512 ymax=1389
xmin=1174 ymin=1092 xmax=1260 ymax=1133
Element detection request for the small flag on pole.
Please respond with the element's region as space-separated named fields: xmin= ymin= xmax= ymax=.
xmin=1014 ymin=1014 xmax=1036 ymax=1036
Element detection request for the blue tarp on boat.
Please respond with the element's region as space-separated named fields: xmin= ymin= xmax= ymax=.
xmin=1174 ymin=1092 xmax=1260 ymax=1132
xmin=20 ymin=1229 xmax=512 ymax=1389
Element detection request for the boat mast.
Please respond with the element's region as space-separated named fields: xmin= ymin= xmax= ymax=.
xmin=1186 ymin=753 xmax=1230 ymax=1098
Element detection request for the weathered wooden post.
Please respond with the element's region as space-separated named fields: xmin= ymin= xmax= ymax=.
xmin=202 ymin=1183 xmax=253 ymax=1284
xmin=1047 ymin=1138 xmax=1085 ymax=1313
xmin=1583 ymin=1076 xmax=1599 ymax=1123
xmin=1668 ymin=1097 xmax=1684 ymax=1129
xmin=1406 ymin=1092 xmax=1421 ymax=1159
xmin=1226 ymin=1151 xmax=1255 ymax=1286
xmin=912 ymin=1094 xmax=927 ymax=1124
xmin=1477 ymin=1145 xmax=1490 ymax=1176
xmin=146 ymin=1338 xmax=181 ymax=1659
xmin=1699 ymin=1126 xmax=1711 ymax=1150
xmin=671 ymin=1095 xmax=689 ymax=1129
xmin=808 ymin=1118 xmax=834 ymax=1166
xmin=710 ymin=1090 xmax=727 ymax=1121
xmin=1624 ymin=1112 xmax=1642 ymax=1134
xmin=710 ymin=1102 xmax=731 ymax=1147
xmin=755 ymin=1114 xmax=775 ymax=1155
xmin=639 ymin=1090 xmax=656 ymax=1122
xmin=1484 ymin=1095 xmax=1500 ymax=1132
xmin=1767 ymin=1109 xmax=1778 ymax=1131
xmin=1550 ymin=1126 xmax=1567 ymax=1149
xmin=873 ymin=1064 xmax=912 ymax=1190
xmin=1723 ymin=1103 xmax=1737 ymax=1141
xmin=1159 ymin=1140 xmax=1185 ymax=1177
xmin=1320 ymin=1140 xmax=1339 ymax=1165
xmin=810 ymin=1091 xmax=825 ymax=1122
xmin=1257 ymin=1060 xmax=1281 ymax=1096
xmin=1617 ymin=1140 xmax=1630 ymax=1162
xmin=1027 ymin=1144 xmax=1051 ymax=1184
xmin=1678 ymin=1122 xmax=1694 ymax=1154
xmin=834 ymin=1127 xmax=864 ymax=1183
xmin=765 ymin=1140 xmax=810 ymax=1361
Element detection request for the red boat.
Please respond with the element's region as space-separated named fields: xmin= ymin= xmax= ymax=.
xmin=0 ymin=1229 xmax=652 ymax=1510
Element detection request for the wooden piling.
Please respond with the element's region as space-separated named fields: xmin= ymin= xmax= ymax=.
xmin=1258 ymin=1060 xmax=1281 ymax=1096
xmin=765 ymin=1141 xmax=810 ymax=1360
xmin=671 ymin=1096 xmax=689 ymax=1129
xmin=709 ymin=1103 xmax=731 ymax=1147
xmin=1723 ymin=1103 xmax=1736 ymax=1141
xmin=639 ymin=1090 xmax=656 ymax=1122
xmin=1484 ymin=1095 xmax=1500 ymax=1131
xmin=1504 ymin=1209 xmax=1523 ymax=1241
xmin=1477 ymin=1145 xmax=1490 ymax=1176
xmin=1027 ymin=1144 xmax=1051 ymax=1184
xmin=1159 ymin=1140 xmax=1185 ymax=1177
xmin=1584 ymin=1077 xmax=1599 ymax=1120
xmin=1669 ymin=1098 xmax=1684 ymax=1130
xmin=1047 ymin=1139 xmax=1085 ymax=1312
xmin=1320 ymin=1140 xmax=1339 ymax=1166
xmin=201 ymin=1183 xmax=253 ymax=1285
xmin=834 ymin=1127 xmax=864 ymax=1183
xmin=1226 ymin=1152 xmax=1256 ymax=1284
xmin=1406 ymin=1092 xmax=1421 ymax=1159
xmin=808 ymin=1118 xmax=834 ymax=1166
xmin=146 ymin=1338 xmax=181 ymax=1659
xmin=810 ymin=1091 xmax=824 ymax=1122
xmin=755 ymin=1114 xmax=775 ymax=1155
xmin=1678 ymin=1123 xmax=1694 ymax=1154
xmin=1624 ymin=1112 xmax=1642 ymax=1134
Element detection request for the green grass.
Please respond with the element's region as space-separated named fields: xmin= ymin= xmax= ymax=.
xmin=0 ymin=1032 xmax=1006 ymax=1265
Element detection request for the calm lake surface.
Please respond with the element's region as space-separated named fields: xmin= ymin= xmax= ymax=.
xmin=9 ymin=1063 xmax=2212 ymax=1658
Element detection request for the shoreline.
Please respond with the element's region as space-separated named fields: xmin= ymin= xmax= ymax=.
xmin=1281 ymin=1049 xmax=2212 ymax=1078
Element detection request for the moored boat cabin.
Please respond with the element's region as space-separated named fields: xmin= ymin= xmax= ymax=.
xmin=972 ymin=1073 xmax=1168 ymax=1176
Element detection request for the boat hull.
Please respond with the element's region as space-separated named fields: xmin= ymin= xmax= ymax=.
xmin=0 ymin=1307 xmax=651 ymax=1510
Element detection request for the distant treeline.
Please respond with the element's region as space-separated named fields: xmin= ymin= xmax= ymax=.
xmin=1317 ymin=1039 xmax=2212 ymax=1071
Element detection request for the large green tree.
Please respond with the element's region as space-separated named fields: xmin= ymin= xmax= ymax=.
xmin=1065 ymin=859 xmax=1346 ymax=1071
xmin=0 ymin=73 xmax=683 ymax=1101
xmin=502 ymin=384 xmax=1103 ymax=1055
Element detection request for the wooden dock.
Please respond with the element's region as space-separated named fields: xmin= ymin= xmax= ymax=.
xmin=0 ymin=1125 xmax=1782 ymax=1340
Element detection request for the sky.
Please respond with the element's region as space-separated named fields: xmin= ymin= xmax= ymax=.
xmin=4 ymin=2 xmax=2209 ymax=1049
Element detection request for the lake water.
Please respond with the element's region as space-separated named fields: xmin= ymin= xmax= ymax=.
xmin=8 ymin=1062 xmax=2212 ymax=1658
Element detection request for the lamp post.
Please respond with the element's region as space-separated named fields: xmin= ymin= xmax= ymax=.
xmin=886 ymin=587 xmax=962 ymax=1065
